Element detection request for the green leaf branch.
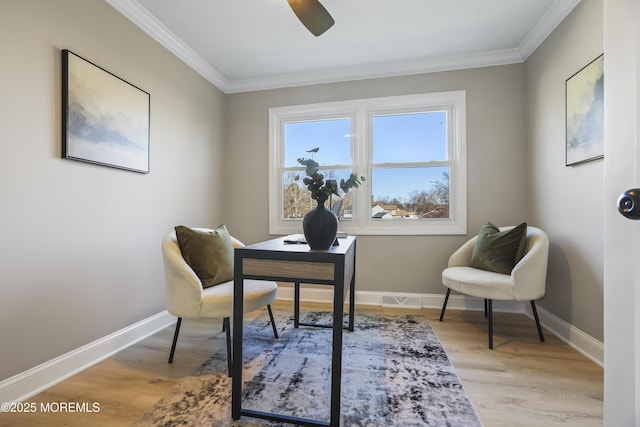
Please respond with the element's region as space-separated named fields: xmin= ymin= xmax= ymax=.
xmin=295 ymin=149 xmax=365 ymax=202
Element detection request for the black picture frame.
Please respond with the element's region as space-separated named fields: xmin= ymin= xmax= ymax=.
xmin=62 ymin=49 xmax=150 ymax=173
xmin=565 ymin=54 xmax=604 ymax=166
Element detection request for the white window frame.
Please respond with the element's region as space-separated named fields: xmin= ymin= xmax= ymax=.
xmin=269 ymin=91 xmax=467 ymax=235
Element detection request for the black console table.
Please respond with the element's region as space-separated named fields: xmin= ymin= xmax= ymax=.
xmin=232 ymin=236 xmax=356 ymax=426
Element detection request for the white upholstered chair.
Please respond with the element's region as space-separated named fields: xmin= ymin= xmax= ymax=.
xmin=439 ymin=225 xmax=549 ymax=349
xmin=162 ymin=228 xmax=279 ymax=374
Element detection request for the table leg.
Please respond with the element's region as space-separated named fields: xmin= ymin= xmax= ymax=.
xmin=231 ymin=262 xmax=244 ymax=420
xmin=330 ymin=269 xmax=344 ymax=426
xmin=294 ymin=281 xmax=300 ymax=328
xmin=348 ymin=270 xmax=355 ymax=332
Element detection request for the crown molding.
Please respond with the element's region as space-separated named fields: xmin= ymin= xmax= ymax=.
xmin=105 ymin=0 xmax=582 ymax=94
xmin=519 ymin=0 xmax=582 ymax=60
xmin=105 ymin=0 xmax=230 ymax=90
xmin=224 ymin=48 xmax=525 ymax=93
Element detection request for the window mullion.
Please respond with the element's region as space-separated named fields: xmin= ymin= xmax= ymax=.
xmin=351 ymin=105 xmax=369 ymax=230
xmin=371 ymin=160 xmax=450 ymax=169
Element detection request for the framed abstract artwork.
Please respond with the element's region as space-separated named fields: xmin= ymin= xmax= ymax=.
xmin=62 ymin=49 xmax=150 ymax=173
xmin=565 ymin=54 xmax=604 ymax=166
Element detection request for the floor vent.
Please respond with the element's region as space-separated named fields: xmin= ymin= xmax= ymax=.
xmin=381 ymin=295 xmax=423 ymax=309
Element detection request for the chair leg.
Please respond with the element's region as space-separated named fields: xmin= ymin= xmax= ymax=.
xmin=267 ymin=304 xmax=279 ymax=339
xmin=223 ymin=317 xmax=232 ymax=377
xmin=484 ymin=299 xmax=488 ymax=318
xmin=439 ymin=288 xmax=451 ymax=321
xmin=530 ymin=300 xmax=545 ymax=342
xmin=487 ymin=299 xmax=493 ymax=349
xmin=168 ymin=317 xmax=182 ymax=363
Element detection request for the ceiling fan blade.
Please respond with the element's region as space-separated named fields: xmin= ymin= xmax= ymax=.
xmin=287 ymin=0 xmax=335 ymax=36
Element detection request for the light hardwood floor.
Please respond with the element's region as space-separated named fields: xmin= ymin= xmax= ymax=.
xmin=0 ymin=300 xmax=603 ymax=426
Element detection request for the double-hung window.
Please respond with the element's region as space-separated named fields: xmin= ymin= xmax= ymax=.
xmin=269 ymin=91 xmax=466 ymax=235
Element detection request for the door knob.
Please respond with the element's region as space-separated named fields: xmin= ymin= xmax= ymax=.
xmin=618 ymin=189 xmax=640 ymax=219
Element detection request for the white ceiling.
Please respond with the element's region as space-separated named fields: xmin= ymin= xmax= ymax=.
xmin=106 ymin=0 xmax=581 ymax=93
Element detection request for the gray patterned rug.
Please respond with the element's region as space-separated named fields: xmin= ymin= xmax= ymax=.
xmin=134 ymin=311 xmax=483 ymax=426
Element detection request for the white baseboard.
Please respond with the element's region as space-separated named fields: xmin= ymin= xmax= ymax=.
xmin=0 ymin=310 xmax=175 ymax=406
xmin=524 ymin=303 xmax=604 ymax=367
xmin=423 ymin=292 xmax=525 ymax=313
xmin=1 ymin=289 xmax=603 ymax=405
xmin=277 ymin=288 xmax=603 ymax=366
xmin=276 ymin=287 xmax=524 ymax=312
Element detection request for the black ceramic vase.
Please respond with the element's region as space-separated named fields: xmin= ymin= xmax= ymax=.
xmin=302 ymin=198 xmax=338 ymax=250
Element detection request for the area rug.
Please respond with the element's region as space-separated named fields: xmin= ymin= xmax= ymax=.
xmin=134 ymin=311 xmax=483 ymax=426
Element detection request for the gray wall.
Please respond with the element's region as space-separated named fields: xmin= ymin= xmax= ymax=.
xmin=0 ymin=0 xmax=227 ymax=381
xmin=225 ymin=65 xmax=528 ymax=295
xmin=524 ymin=0 xmax=604 ymax=341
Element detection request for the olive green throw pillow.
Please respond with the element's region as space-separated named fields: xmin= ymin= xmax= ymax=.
xmin=470 ymin=222 xmax=528 ymax=274
xmin=174 ymin=224 xmax=234 ymax=288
